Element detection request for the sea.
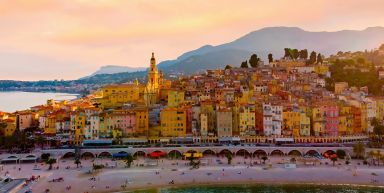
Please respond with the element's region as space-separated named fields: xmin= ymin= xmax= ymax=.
xmin=0 ymin=91 xmax=78 ymax=112
xmin=128 ymin=184 xmax=384 ymax=193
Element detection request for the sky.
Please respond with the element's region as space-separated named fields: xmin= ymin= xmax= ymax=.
xmin=0 ymin=0 xmax=383 ymax=81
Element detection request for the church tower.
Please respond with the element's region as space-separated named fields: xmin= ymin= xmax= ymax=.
xmin=145 ymin=52 xmax=159 ymax=106
xmin=148 ymin=52 xmax=159 ymax=90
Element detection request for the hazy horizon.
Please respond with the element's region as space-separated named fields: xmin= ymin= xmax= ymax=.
xmin=1 ymin=0 xmax=384 ymax=81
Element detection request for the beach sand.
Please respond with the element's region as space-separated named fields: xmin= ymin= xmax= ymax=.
xmin=3 ymin=156 xmax=383 ymax=193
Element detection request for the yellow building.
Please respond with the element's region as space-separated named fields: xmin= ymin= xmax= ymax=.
xmin=299 ymin=111 xmax=311 ymax=136
xmin=168 ymin=90 xmax=185 ymax=107
xmin=334 ymin=82 xmax=348 ymax=94
xmin=314 ymin=65 xmax=329 ymax=75
xmin=360 ymin=103 xmax=368 ymax=133
xmin=0 ymin=119 xmax=16 ymax=136
xmin=339 ymin=106 xmax=353 ymax=135
xmin=239 ymin=105 xmax=255 ymax=136
xmin=312 ymin=107 xmax=325 ymax=136
xmin=71 ymin=112 xmax=86 ymax=144
xmin=160 ymin=108 xmax=186 ymax=137
xmin=44 ymin=115 xmax=57 ymax=135
xmin=135 ymin=107 xmax=149 ymax=136
xmin=200 ymin=113 xmax=208 ymax=137
xmin=376 ymin=98 xmax=384 ymax=121
xmin=96 ymin=83 xmax=145 ymax=109
xmin=282 ymin=111 xmax=300 ymax=137
xmin=200 ymin=102 xmax=216 ymax=135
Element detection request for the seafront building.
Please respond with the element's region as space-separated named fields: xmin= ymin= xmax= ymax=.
xmin=0 ymin=53 xmax=377 ymax=145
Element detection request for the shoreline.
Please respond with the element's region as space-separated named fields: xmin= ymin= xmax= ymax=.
xmin=6 ymin=157 xmax=384 ymax=193
xmin=111 ymin=181 xmax=384 ymax=193
xmin=91 ymin=165 xmax=384 ymax=193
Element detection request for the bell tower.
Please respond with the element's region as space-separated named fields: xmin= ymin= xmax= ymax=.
xmin=148 ymin=52 xmax=159 ymax=90
xmin=145 ymin=52 xmax=159 ymax=106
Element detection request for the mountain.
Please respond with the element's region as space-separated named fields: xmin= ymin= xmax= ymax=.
xmin=83 ymin=27 xmax=384 ymax=77
xmin=162 ymin=49 xmax=252 ymax=74
xmin=81 ymin=65 xmax=146 ymax=79
xmin=157 ymin=26 xmax=384 ymax=74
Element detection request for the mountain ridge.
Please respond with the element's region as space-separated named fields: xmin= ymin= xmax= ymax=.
xmin=83 ymin=26 xmax=384 ymax=78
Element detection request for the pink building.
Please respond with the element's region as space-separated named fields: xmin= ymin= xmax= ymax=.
xmin=324 ymin=105 xmax=339 ymax=136
xmin=111 ymin=110 xmax=136 ymax=137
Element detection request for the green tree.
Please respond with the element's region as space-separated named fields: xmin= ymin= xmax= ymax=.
xmin=74 ymin=158 xmax=81 ymax=168
xmin=240 ymin=61 xmax=248 ymax=68
xmin=4 ymin=136 xmax=16 ymax=151
xmin=299 ymin=49 xmax=308 ymax=59
xmin=225 ymin=152 xmax=232 ymax=165
xmin=330 ymin=157 xmax=338 ymax=166
xmin=284 ymin=48 xmax=292 ymax=59
xmin=249 ymin=54 xmax=260 ymax=68
xmin=225 ymin=65 xmax=232 ymax=70
xmin=268 ymin=53 xmax=273 ymax=63
xmin=124 ymin=154 xmax=134 ymax=168
xmin=261 ymin=156 xmax=268 ymax=164
xmin=92 ymin=163 xmax=104 ymax=172
xmin=292 ymin=49 xmax=299 ymax=60
xmin=357 ymin=57 xmax=365 ymax=65
xmin=373 ymin=125 xmax=384 ymax=138
xmin=336 ymin=149 xmax=346 ymax=159
xmin=316 ymin=53 xmax=323 ymax=64
xmin=36 ymin=135 xmax=45 ymax=149
xmin=371 ymin=117 xmax=380 ymax=127
xmin=308 ymin=51 xmax=317 ymax=64
xmin=353 ymin=142 xmax=365 ymax=159
xmin=45 ymin=158 xmax=56 ymax=170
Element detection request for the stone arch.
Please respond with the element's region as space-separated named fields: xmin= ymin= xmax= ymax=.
xmin=133 ymin=151 xmax=146 ymax=157
xmin=288 ymin=150 xmax=302 ymax=157
xmin=236 ymin=149 xmax=251 ymax=157
xmin=81 ymin=152 xmax=95 ymax=159
xmin=270 ymin=149 xmax=284 ymax=156
xmin=219 ymin=149 xmax=232 ymax=156
xmin=202 ymin=149 xmax=216 ymax=156
xmin=62 ymin=152 xmax=75 ymax=159
xmin=98 ymin=152 xmax=112 ymax=158
xmin=253 ymin=149 xmax=267 ymax=157
xmin=305 ymin=150 xmax=320 ymax=156
xmin=168 ymin=150 xmax=182 ymax=159
xmin=24 ymin=155 xmax=36 ymax=159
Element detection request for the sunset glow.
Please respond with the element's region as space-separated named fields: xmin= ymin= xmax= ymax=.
xmin=0 ymin=0 xmax=383 ymax=80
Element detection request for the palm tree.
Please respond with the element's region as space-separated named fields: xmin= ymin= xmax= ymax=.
xmin=188 ymin=152 xmax=196 ymax=166
xmin=45 ymin=158 xmax=56 ymax=170
xmin=331 ymin=157 xmax=338 ymax=166
xmin=124 ymin=154 xmax=134 ymax=168
xmin=4 ymin=136 xmax=16 ymax=152
xmin=371 ymin=150 xmax=382 ymax=166
xmin=36 ymin=135 xmax=45 ymax=149
xmin=74 ymin=158 xmax=81 ymax=168
xmin=353 ymin=142 xmax=365 ymax=159
xmin=17 ymin=131 xmax=28 ymax=150
xmin=261 ymin=156 xmax=268 ymax=164
xmin=225 ymin=153 xmax=232 ymax=165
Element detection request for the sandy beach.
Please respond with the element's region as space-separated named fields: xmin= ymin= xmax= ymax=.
xmin=3 ymin=156 xmax=384 ymax=193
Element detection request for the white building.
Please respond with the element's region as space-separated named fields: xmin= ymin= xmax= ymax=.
xmin=263 ymin=103 xmax=282 ymax=136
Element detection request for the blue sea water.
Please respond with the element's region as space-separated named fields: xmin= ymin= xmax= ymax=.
xmin=0 ymin=91 xmax=78 ymax=112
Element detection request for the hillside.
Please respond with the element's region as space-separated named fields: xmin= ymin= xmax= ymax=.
xmin=158 ymin=26 xmax=384 ymax=74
